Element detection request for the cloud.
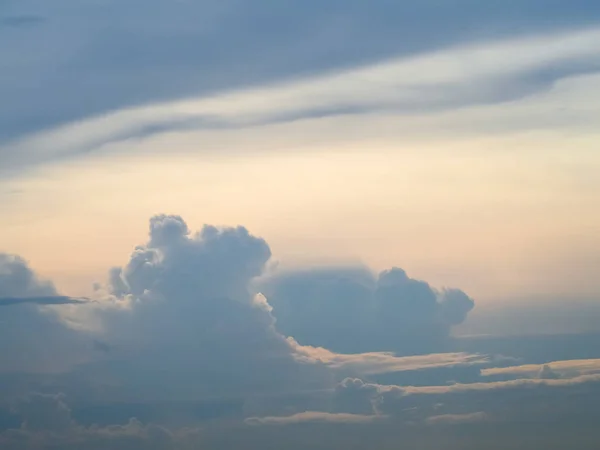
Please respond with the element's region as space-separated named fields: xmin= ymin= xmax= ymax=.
xmin=331 ymin=378 xmax=383 ymax=415
xmin=332 ymin=372 xmax=600 ymax=424
xmin=3 ymin=25 xmax=600 ymax=174
xmin=481 ymin=359 xmax=600 ymax=380
xmin=425 ymin=411 xmax=488 ymax=426
xmin=3 ymin=214 xmax=476 ymax=410
xmin=293 ymin=344 xmax=488 ymax=378
xmin=1 ymin=393 xmax=182 ymax=450
xmin=3 ymin=214 xmax=600 ymax=447
xmin=245 ymin=411 xmax=381 ymax=426
xmin=2 ymin=0 xmax=599 ymax=149
xmin=0 ymin=254 xmax=95 ymax=373
xmin=0 ymin=254 xmax=56 ymax=298
xmin=66 ymin=214 xmax=332 ymax=403
xmin=398 ymin=373 xmax=600 ymax=394
xmin=260 ymin=266 xmax=474 ymax=354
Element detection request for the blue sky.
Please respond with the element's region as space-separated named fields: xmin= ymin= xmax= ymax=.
xmin=1 ymin=1 xmax=600 ymax=449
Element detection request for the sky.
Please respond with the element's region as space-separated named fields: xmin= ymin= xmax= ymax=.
xmin=1 ymin=1 xmax=600 ymax=449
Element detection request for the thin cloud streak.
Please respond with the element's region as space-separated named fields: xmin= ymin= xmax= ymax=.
xmin=0 ymin=296 xmax=91 ymax=306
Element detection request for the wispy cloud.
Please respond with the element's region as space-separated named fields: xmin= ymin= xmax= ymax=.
xmin=3 ymin=26 xmax=600 ymax=174
xmin=481 ymin=359 xmax=600 ymax=379
xmin=245 ymin=411 xmax=383 ymax=426
xmin=3 ymin=0 xmax=599 ymax=145
xmin=293 ymin=344 xmax=488 ymax=377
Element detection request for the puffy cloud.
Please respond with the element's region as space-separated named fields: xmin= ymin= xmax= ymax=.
xmin=4 ymin=214 xmax=600 ymax=448
xmin=0 ymin=216 xmax=336 ymax=412
xmin=438 ymin=289 xmax=476 ymax=326
xmin=74 ymin=215 xmax=331 ymax=403
xmin=110 ymin=214 xmax=272 ymax=302
xmin=0 ymin=254 xmax=56 ymax=298
xmin=260 ymin=266 xmax=474 ymax=354
xmin=331 ymin=378 xmax=382 ymax=415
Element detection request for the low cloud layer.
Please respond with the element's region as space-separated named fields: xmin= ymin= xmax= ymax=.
xmin=331 ymin=371 xmax=600 ymax=424
xmin=1 ymin=214 xmax=600 ymax=448
xmin=1 ymin=393 xmax=186 ymax=450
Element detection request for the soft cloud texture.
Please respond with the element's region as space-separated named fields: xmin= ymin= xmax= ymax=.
xmin=261 ymin=266 xmax=474 ymax=354
xmin=2 ymin=0 xmax=600 ymax=447
xmin=293 ymin=344 xmax=487 ymax=378
xmin=332 ymin=371 xmax=600 ymax=423
xmin=1 ymin=393 xmax=183 ymax=450
xmin=2 ymin=0 xmax=600 ymax=151
xmin=481 ymin=359 xmax=600 ymax=380
xmin=0 ymin=254 xmax=56 ymax=299
xmin=0 ymin=254 xmax=94 ymax=374
xmin=70 ymin=215 xmax=331 ymax=403
xmin=2 ymin=215 xmax=600 ymax=448
xmin=3 ymin=25 xmax=600 ymax=174
xmin=245 ymin=411 xmax=381 ymax=426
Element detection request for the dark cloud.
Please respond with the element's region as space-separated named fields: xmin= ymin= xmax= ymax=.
xmin=2 ymin=394 xmax=180 ymax=450
xmin=3 ymin=384 xmax=600 ymax=450
xmin=260 ymin=266 xmax=474 ymax=355
xmin=0 ymin=296 xmax=89 ymax=306
xmin=1 ymin=0 xmax=600 ymax=150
